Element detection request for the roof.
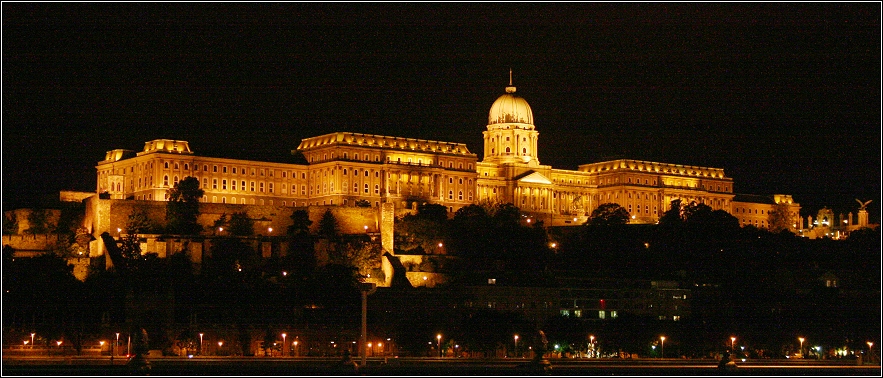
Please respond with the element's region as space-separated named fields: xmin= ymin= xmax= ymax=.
xmin=732 ymin=193 xmax=777 ymax=205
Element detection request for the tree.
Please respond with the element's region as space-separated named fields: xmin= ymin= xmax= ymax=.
xmin=286 ymin=210 xmax=315 ymax=277
xmin=3 ymin=212 xmax=18 ymax=235
xmin=329 ymin=239 xmax=383 ymax=278
xmin=127 ymin=207 xmax=158 ymax=234
xmin=165 ymin=177 xmax=204 ymax=235
xmin=317 ymin=210 xmax=340 ymax=241
xmin=587 ymin=203 xmax=630 ymax=225
xmin=767 ymin=202 xmax=794 ymax=233
xmin=25 ymin=209 xmax=53 ymax=234
xmin=396 ymin=203 xmax=449 ymax=253
xmin=228 ymin=212 xmax=255 ymax=236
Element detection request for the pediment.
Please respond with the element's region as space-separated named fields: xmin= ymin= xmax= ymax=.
xmin=515 ymin=171 xmax=553 ymax=185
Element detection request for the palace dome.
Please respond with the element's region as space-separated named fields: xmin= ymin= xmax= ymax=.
xmin=488 ymin=86 xmax=534 ymax=126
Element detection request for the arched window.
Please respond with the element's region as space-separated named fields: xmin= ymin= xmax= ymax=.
xmin=505 ymin=147 xmax=511 ymax=153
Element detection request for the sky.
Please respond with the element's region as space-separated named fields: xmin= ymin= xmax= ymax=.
xmin=3 ymin=3 xmax=881 ymax=222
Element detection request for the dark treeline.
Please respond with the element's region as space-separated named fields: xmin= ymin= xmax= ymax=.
xmin=2 ymin=201 xmax=880 ymax=358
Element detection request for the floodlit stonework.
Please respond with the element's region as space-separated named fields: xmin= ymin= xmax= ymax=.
xmin=93 ymin=79 xmax=801 ymax=230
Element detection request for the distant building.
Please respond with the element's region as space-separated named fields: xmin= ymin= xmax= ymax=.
xmin=93 ymin=76 xmax=801 ymax=230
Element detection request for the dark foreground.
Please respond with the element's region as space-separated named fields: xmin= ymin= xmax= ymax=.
xmin=3 ymin=356 xmax=880 ymax=376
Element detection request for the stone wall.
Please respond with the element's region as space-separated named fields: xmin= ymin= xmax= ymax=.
xmin=4 ymin=209 xmax=62 ymax=235
xmin=86 ymin=198 xmax=386 ymax=238
xmin=2 ymin=234 xmax=62 ymax=252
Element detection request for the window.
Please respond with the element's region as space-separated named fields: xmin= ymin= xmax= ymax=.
xmin=354 ymin=183 xmax=359 ymax=193
xmin=222 ymin=179 xmax=227 ymax=190
xmin=223 ymin=166 xmax=227 ymax=173
xmin=164 ymin=162 xmax=169 ymax=169
xmin=260 ymin=169 xmax=265 ymax=176
xmin=163 ymin=175 xmax=169 ymax=187
xmin=212 ymin=179 xmax=218 ymax=189
xmin=343 ymin=169 xmax=347 ymax=175
xmin=364 ymin=184 xmax=369 ymax=193
xmin=364 ymin=170 xmax=369 ymax=177
xmin=448 ymin=190 xmax=453 ymax=200
xmin=269 ymin=183 xmax=274 ymax=193
xmin=374 ymin=184 xmax=379 ymax=194
xmin=204 ymin=165 xmax=208 ymax=171
xmin=250 ymin=181 xmax=255 ymax=192
xmin=233 ymin=167 xmax=237 ymax=174
xmin=241 ymin=180 xmax=246 ymax=190
xmin=598 ymin=311 xmax=606 ymax=320
xmin=184 ymin=163 xmax=189 ymax=170
xmin=194 ymin=164 xmax=198 ymax=171
xmin=301 ymin=185 xmax=306 ymax=195
xmin=203 ymin=178 xmax=208 ymax=188
xmin=213 ymin=165 xmax=218 ymax=173
xmin=232 ymin=181 xmax=237 ymax=191
xmin=458 ymin=191 xmax=463 ymax=200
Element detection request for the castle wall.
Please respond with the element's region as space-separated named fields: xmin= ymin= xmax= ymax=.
xmin=86 ymin=198 xmax=385 ymax=238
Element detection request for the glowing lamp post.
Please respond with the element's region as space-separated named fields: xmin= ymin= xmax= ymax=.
xmin=199 ymin=333 xmax=204 ymax=355
xmin=798 ymin=337 xmax=805 ymax=357
xmin=514 ymin=335 xmax=519 ymax=357
xmin=590 ymin=335 xmax=595 ymax=358
xmin=293 ymin=340 xmax=299 ymax=357
xmin=731 ymin=336 xmax=736 ymax=351
xmin=218 ymin=341 xmax=223 ymax=354
xmin=115 ymin=333 xmax=120 ymax=361
xmin=660 ymin=336 xmax=665 ymax=359
xmin=437 ymin=334 xmax=442 ymax=357
xmin=30 ymin=333 xmax=35 ymax=347
xmin=282 ymin=333 xmax=287 ymax=356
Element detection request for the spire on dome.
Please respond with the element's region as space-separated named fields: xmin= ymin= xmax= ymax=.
xmin=506 ymin=68 xmax=516 ymax=93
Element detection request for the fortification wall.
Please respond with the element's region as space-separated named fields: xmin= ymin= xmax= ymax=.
xmin=4 ymin=209 xmax=62 ymax=234
xmin=1 ymin=234 xmax=62 ymax=252
xmin=86 ymin=198 xmax=385 ymax=238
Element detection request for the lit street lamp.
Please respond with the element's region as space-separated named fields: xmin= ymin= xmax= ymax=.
xmin=589 ymin=335 xmax=595 ymax=358
xmin=282 ymin=333 xmax=287 ymax=356
xmin=437 ymin=334 xmax=442 ymax=357
xmin=514 ymin=335 xmax=519 ymax=357
xmin=293 ymin=340 xmax=299 ymax=357
xmin=30 ymin=333 xmax=35 ymax=347
xmin=115 ymin=333 xmax=120 ymax=361
xmin=660 ymin=336 xmax=665 ymax=359
xmin=798 ymin=337 xmax=805 ymax=358
xmin=199 ymin=333 xmax=204 ymax=356
xmin=731 ymin=336 xmax=736 ymax=351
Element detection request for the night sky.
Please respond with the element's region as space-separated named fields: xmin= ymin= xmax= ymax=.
xmin=3 ymin=3 xmax=880 ymax=221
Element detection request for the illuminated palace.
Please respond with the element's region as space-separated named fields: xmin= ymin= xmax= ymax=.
xmin=96 ymin=80 xmax=800 ymax=229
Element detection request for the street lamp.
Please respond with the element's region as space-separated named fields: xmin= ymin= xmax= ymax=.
xmin=115 ymin=333 xmax=120 ymax=360
xmin=218 ymin=341 xmax=223 ymax=353
xmin=199 ymin=333 xmax=204 ymax=356
xmin=293 ymin=340 xmax=299 ymax=357
xmin=30 ymin=333 xmax=35 ymax=347
xmin=282 ymin=333 xmax=287 ymax=356
xmin=514 ymin=335 xmax=519 ymax=357
xmin=660 ymin=336 xmax=665 ymax=359
xmin=731 ymin=336 xmax=736 ymax=351
xmin=590 ymin=335 xmax=595 ymax=358
xmin=437 ymin=334 xmax=442 ymax=357
xmin=798 ymin=337 xmax=805 ymax=358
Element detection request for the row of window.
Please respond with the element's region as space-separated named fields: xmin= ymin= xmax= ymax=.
xmin=162 ymin=161 xmax=306 ymax=179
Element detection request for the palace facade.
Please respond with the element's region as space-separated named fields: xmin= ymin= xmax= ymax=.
xmin=95 ymin=80 xmax=800 ymax=229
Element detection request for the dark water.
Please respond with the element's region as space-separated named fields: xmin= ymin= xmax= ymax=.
xmin=3 ymin=360 xmax=880 ymax=376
